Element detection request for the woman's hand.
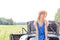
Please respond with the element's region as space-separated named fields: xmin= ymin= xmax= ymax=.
xmin=45 ymin=37 xmax=48 ymax=40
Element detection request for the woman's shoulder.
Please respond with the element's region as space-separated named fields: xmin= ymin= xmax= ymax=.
xmin=44 ymin=20 xmax=49 ymax=23
xmin=34 ymin=20 xmax=37 ymax=24
xmin=44 ymin=20 xmax=49 ymax=27
xmin=34 ymin=20 xmax=37 ymax=26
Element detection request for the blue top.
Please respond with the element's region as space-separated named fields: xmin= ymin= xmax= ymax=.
xmin=37 ymin=22 xmax=45 ymax=40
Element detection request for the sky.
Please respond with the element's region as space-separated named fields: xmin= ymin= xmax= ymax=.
xmin=0 ymin=0 xmax=60 ymax=22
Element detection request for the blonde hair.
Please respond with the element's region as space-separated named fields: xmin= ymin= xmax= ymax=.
xmin=38 ymin=10 xmax=47 ymax=20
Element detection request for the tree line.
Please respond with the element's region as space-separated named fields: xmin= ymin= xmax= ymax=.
xmin=0 ymin=18 xmax=16 ymax=25
xmin=0 ymin=18 xmax=26 ymax=25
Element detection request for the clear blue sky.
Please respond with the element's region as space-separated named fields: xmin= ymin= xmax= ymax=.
xmin=0 ymin=0 xmax=60 ymax=22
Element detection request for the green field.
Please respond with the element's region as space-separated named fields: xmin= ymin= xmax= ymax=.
xmin=0 ymin=25 xmax=27 ymax=40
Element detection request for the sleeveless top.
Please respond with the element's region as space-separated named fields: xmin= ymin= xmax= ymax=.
xmin=36 ymin=22 xmax=45 ymax=40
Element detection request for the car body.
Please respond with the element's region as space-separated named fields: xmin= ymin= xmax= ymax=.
xmin=10 ymin=21 xmax=60 ymax=40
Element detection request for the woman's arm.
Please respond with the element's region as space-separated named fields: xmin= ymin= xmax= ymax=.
xmin=34 ymin=21 xmax=38 ymax=40
xmin=45 ymin=21 xmax=49 ymax=40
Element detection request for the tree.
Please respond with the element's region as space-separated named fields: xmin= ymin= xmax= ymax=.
xmin=55 ymin=8 xmax=60 ymax=22
xmin=0 ymin=18 xmax=16 ymax=25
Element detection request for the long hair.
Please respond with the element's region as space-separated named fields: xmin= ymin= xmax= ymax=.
xmin=38 ymin=10 xmax=47 ymax=20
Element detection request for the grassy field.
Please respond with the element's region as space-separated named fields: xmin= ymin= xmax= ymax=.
xmin=0 ymin=25 xmax=27 ymax=40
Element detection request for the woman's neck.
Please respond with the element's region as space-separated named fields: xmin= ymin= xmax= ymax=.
xmin=39 ymin=18 xmax=44 ymax=22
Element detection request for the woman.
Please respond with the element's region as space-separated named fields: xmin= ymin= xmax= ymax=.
xmin=34 ymin=10 xmax=49 ymax=40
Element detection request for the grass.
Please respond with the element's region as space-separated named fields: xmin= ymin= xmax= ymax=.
xmin=0 ymin=25 xmax=27 ymax=40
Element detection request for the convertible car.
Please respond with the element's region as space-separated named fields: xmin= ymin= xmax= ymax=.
xmin=10 ymin=21 xmax=60 ymax=40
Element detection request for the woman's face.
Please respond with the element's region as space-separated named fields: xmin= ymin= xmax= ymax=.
xmin=40 ymin=13 xmax=47 ymax=19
